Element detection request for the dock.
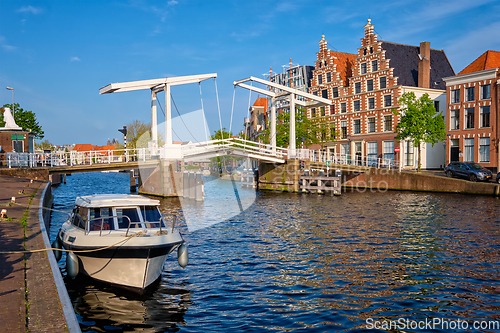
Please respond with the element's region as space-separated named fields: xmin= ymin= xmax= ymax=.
xmin=0 ymin=175 xmax=80 ymax=332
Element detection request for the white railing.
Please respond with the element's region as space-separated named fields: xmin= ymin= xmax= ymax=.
xmin=308 ymin=151 xmax=399 ymax=170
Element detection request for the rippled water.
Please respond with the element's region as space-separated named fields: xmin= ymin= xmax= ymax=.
xmin=49 ymin=172 xmax=500 ymax=332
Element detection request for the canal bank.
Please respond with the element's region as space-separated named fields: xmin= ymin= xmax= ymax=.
xmin=0 ymin=175 xmax=79 ymax=332
xmin=258 ymin=160 xmax=500 ymax=196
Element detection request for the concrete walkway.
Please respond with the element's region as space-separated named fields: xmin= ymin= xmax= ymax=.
xmin=0 ymin=175 xmax=68 ymax=332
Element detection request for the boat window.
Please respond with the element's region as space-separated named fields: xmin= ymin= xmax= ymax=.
xmin=89 ymin=207 xmax=114 ymax=231
xmin=141 ymin=206 xmax=162 ymax=228
xmin=115 ymin=208 xmax=141 ymax=229
xmin=72 ymin=207 xmax=88 ymax=230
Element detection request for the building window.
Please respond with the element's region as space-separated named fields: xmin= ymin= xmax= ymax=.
xmin=361 ymin=63 xmax=367 ymax=74
xmin=311 ymin=108 xmax=316 ymax=118
xmin=326 ymin=72 xmax=331 ymax=83
xmin=341 ymin=120 xmax=347 ymax=139
xmin=384 ymin=95 xmax=392 ymax=107
xmin=434 ymin=100 xmax=440 ymax=112
xmin=465 ymin=107 xmax=474 ymax=129
xmin=368 ymin=97 xmax=375 ymax=110
xmin=450 ymin=109 xmax=459 ymax=130
xmin=330 ymin=105 xmax=335 ymax=114
xmin=318 ymin=74 xmax=323 ymax=85
xmin=321 ymin=107 xmax=325 ymax=117
xmin=355 ymin=82 xmax=361 ymax=94
xmin=383 ymin=141 xmax=394 ymax=164
xmin=332 ymin=87 xmax=339 ymax=98
xmin=464 ymin=138 xmax=474 ymax=162
xmin=451 ymin=89 xmax=460 ymax=103
xmin=367 ymin=141 xmax=377 ymax=166
xmin=380 ymin=77 xmax=386 ymax=89
xmin=354 ymin=100 xmax=360 ymax=111
xmin=480 ymin=106 xmax=490 ymax=128
xmin=481 ymin=84 xmax=491 ymax=99
xmin=479 ymin=138 xmax=490 ymax=162
xmin=372 ymin=60 xmax=378 ymax=72
xmin=322 ymin=89 xmax=328 ymax=99
xmin=330 ymin=125 xmax=336 ymax=138
xmin=353 ymin=119 xmax=361 ymax=134
xmin=384 ymin=115 xmax=392 ymax=132
xmin=367 ymin=79 xmax=373 ymax=91
xmin=405 ymin=141 xmax=414 ymax=166
xmin=466 ymin=86 xmax=475 ymax=102
xmin=368 ymin=117 xmax=375 ymax=133
xmin=341 ymin=102 xmax=346 ymax=113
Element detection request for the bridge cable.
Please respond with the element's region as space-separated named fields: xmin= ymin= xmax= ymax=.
xmin=156 ymin=95 xmax=183 ymax=142
xmin=229 ymin=85 xmax=236 ymax=139
xmin=214 ymin=78 xmax=224 ymax=139
xmin=199 ymin=82 xmax=209 ymax=142
xmin=244 ymin=81 xmax=253 ymax=140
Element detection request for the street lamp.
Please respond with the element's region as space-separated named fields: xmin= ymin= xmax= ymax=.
xmin=6 ymin=87 xmax=17 ymax=152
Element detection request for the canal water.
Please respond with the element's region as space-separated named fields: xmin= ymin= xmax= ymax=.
xmin=49 ymin=172 xmax=500 ymax=332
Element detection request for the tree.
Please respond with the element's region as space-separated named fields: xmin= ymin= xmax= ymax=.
xmin=35 ymin=139 xmax=54 ymax=151
xmin=210 ymin=128 xmax=232 ymax=140
xmin=393 ymin=92 xmax=446 ymax=172
xmin=1 ymin=103 xmax=44 ymax=139
xmin=260 ymin=107 xmax=336 ymax=148
xmin=124 ymin=120 xmax=164 ymax=149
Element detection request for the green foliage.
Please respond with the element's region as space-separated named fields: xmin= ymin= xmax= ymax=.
xmin=393 ymin=92 xmax=446 ymax=172
xmin=124 ymin=120 xmax=164 ymax=149
xmin=260 ymin=107 xmax=336 ymax=148
xmin=210 ymin=128 xmax=232 ymax=140
xmin=1 ymin=103 xmax=44 ymax=139
xmin=35 ymin=139 xmax=54 ymax=151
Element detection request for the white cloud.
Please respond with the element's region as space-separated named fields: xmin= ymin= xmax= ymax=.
xmin=17 ymin=5 xmax=43 ymax=15
xmin=276 ymin=1 xmax=297 ymax=12
xmin=70 ymin=56 xmax=81 ymax=62
xmin=168 ymin=0 xmax=178 ymax=5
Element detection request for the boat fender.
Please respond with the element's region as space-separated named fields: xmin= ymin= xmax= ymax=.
xmin=66 ymin=251 xmax=79 ymax=279
xmin=51 ymin=237 xmax=62 ymax=262
xmin=177 ymin=243 xmax=188 ymax=269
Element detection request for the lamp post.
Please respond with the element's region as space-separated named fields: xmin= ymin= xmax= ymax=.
xmin=6 ymin=87 xmax=16 ymax=152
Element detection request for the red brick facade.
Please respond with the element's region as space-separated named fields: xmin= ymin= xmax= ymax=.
xmin=444 ymin=51 xmax=500 ymax=172
xmin=306 ymin=19 xmax=453 ymax=169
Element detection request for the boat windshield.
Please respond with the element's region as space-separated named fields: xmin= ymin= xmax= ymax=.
xmin=89 ymin=207 xmax=114 ymax=231
xmin=141 ymin=206 xmax=161 ymax=224
xmin=116 ymin=208 xmax=141 ymax=229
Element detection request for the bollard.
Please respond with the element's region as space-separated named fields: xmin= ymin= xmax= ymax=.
xmin=195 ymin=172 xmax=204 ymax=201
xmin=189 ymin=172 xmax=195 ymax=199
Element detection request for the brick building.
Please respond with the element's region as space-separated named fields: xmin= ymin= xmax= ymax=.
xmin=307 ymin=19 xmax=454 ymax=169
xmin=244 ymin=97 xmax=268 ymax=142
xmin=443 ymin=50 xmax=500 ymax=172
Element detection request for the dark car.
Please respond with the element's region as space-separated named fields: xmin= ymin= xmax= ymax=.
xmin=445 ymin=162 xmax=493 ymax=182
xmin=496 ymin=172 xmax=500 ymax=184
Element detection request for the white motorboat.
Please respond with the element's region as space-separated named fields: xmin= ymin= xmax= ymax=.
xmin=54 ymin=194 xmax=188 ymax=293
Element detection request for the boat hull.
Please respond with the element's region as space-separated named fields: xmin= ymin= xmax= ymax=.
xmin=64 ymin=243 xmax=180 ymax=290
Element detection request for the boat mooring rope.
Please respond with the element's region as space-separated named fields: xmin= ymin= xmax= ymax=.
xmin=0 ymin=233 xmax=138 ymax=255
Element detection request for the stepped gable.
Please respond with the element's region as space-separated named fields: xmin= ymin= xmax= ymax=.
xmin=458 ymin=50 xmax=500 ymax=75
xmin=381 ymin=41 xmax=454 ymax=89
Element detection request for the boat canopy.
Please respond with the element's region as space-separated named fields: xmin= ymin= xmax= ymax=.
xmin=75 ymin=194 xmax=160 ymax=208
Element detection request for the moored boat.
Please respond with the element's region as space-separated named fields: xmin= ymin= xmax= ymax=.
xmin=55 ymin=194 xmax=188 ymax=293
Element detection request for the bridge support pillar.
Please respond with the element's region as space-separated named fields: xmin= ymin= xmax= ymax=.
xmin=138 ymin=159 xmax=184 ymax=197
xmin=257 ymin=159 xmax=304 ymax=192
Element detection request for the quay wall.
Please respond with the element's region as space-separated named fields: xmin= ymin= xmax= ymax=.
xmin=259 ymin=160 xmax=500 ymax=196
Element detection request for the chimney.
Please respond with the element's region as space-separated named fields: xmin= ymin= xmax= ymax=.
xmin=418 ymin=41 xmax=430 ymax=88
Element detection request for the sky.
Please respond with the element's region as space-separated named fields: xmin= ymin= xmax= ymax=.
xmin=1 ymin=0 xmax=499 ymax=146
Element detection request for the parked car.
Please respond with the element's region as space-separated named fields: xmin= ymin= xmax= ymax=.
xmin=496 ymin=172 xmax=500 ymax=184
xmin=445 ymin=162 xmax=493 ymax=182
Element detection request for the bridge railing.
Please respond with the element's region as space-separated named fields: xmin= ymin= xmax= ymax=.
xmin=181 ymin=138 xmax=289 ymax=160
xmin=0 ymin=148 xmax=154 ymax=168
xmin=309 ymin=151 xmax=399 ymax=170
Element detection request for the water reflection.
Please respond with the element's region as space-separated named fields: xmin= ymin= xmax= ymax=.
xmin=50 ymin=173 xmax=500 ymax=332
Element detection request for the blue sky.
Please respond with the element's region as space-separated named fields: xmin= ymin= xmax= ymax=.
xmin=1 ymin=0 xmax=499 ymax=145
